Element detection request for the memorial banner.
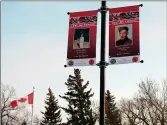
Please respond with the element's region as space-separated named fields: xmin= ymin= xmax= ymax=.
xmin=66 ymin=10 xmax=98 ymax=67
xmin=109 ymin=5 xmax=140 ymax=65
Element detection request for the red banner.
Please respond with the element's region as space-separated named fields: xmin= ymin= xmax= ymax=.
xmin=66 ymin=10 xmax=98 ymax=67
xmin=109 ymin=5 xmax=140 ymax=65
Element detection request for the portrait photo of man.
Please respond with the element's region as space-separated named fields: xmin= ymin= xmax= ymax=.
xmin=115 ymin=25 xmax=133 ymax=47
xmin=73 ymin=28 xmax=90 ymax=49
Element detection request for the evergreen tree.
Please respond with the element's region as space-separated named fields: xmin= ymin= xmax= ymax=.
xmin=105 ymin=90 xmax=122 ymax=125
xmin=59 ymin=69 xmax=96 ymax=125
xmin=41 ymin=88 xmax=62 ymax=125
xmin=21 ymin=121 xmax=27 ymax=125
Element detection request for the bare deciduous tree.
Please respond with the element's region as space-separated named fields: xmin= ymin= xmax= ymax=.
xmin=91 ymin=100 xmax=100 ymax=121
xmin=120 ymin=78 xmax=167 ymax=125
xmin=1 ymin=84 xmax=40 ymax=125
xmin=1 ymin=84 xmax=20 ymax=125
xmin=33 ymin=115 xmax=41 ymax=125
xmin=18 ymin=110 xmax=32 ymax=125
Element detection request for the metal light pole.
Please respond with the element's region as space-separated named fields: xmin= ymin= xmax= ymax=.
xmin=98 ymin=1 xmax=107 ymax=125
xmin=64 ymin=2 xmax=108 ymax=124
xmin=0 ymin=82 xmax=1 ymax=125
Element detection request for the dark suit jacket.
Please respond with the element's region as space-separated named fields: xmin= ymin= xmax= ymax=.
xmin=116 ymin=37 xmax=132 ymax=46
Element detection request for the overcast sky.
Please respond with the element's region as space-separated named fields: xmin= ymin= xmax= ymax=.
xmin=1 ymin=1 xmax=166 ymax=122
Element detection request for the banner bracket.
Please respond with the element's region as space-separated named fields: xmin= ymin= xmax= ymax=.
xmin=98 ymin=8 xmax=109 ymax=12
xmin=96 ymin=61 xmax=109 ymax=67
xmin=139 ymin=4 xmax=143 ymax=7
xmin=98 ymin=3 xmax=109 ymax=12
xmin=140 ymin=60 xmax=144 ymax=63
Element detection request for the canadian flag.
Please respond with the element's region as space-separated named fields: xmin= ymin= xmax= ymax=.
xmin=10 ymin=92 xmax=33 ymax=109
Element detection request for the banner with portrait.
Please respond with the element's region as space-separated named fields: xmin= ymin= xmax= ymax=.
xmin=109 ymin=5 xmax=140 ymax=65
xmin=66 ymin=10 xmax=98 ymax=67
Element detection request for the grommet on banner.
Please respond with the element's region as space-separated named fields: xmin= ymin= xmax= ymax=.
xmin=139 ymin=4 xmax=143 ymax=7
xmin=67 ymin=12 xmax=70 ymax=15
xmin=140 ymin=60 xmax=144 ymax=63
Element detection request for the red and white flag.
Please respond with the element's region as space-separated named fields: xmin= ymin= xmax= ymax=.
xmin=10 ymin=92 xmax=34 ymax=109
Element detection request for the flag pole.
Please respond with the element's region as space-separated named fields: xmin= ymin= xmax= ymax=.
xmin=31 ymin=87 xmax=35 ymax=125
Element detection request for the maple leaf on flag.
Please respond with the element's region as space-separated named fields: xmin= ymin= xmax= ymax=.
xmin=18 ymin=98 xmax=27 ymax=102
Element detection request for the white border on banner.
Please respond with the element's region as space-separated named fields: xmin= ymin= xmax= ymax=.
xmin=66 ymin=58 xmax=96 ymax=67
xmin=109 ymin=55 xmax=140 ymax=65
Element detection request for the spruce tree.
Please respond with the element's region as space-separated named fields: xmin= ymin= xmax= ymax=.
xmin=41 ymin=88 xmax=62 ymax=125
xmin=59 ymin=69 xmax=96 ymax=125
xmin=21 ymin=121 xmax=27 ymax=125
xmin=105 ymin=90 xmax=122 ymax=125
